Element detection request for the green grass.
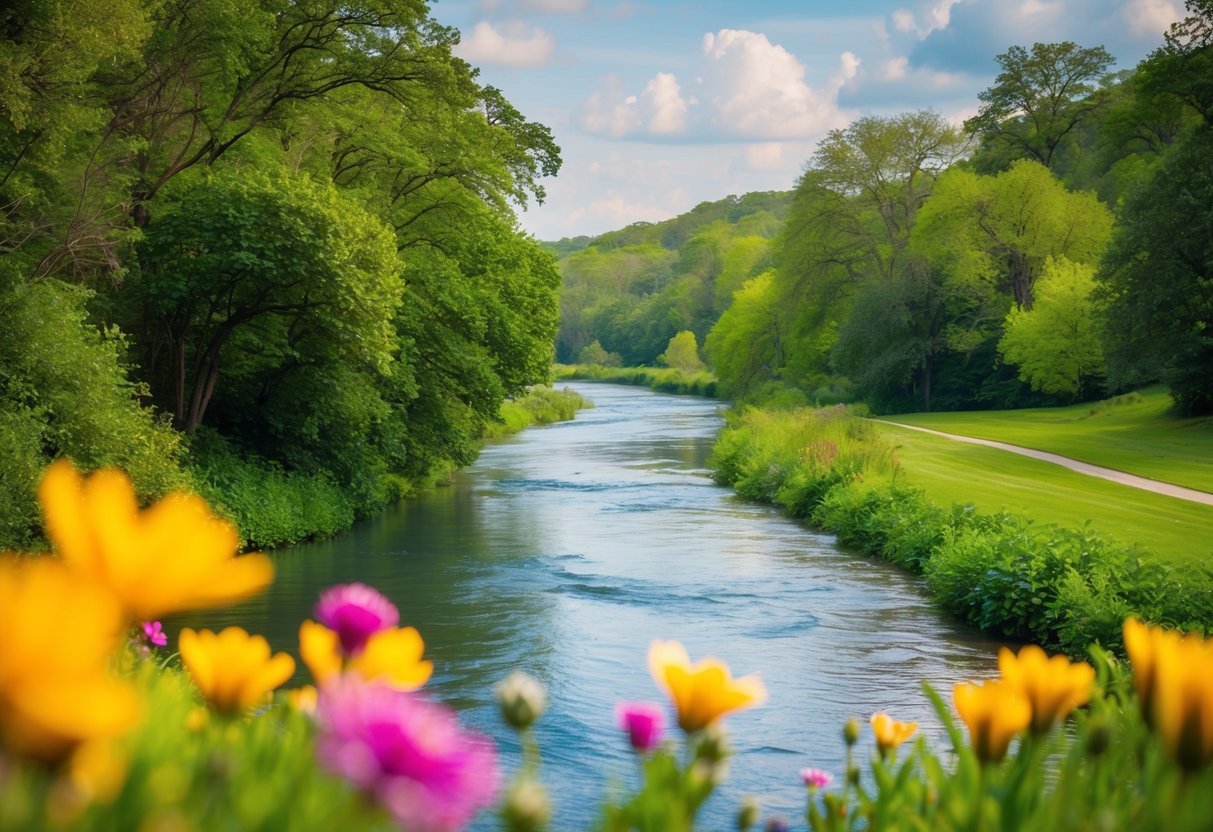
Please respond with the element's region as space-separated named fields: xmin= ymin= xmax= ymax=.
xmin=876 ymin=423 xmax=1213 ymax=567
xmin=885 ymin=388 xmax=1213 ymax=493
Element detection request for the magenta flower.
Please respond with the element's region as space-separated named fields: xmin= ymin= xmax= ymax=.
xmin=316 ymin=677 xmax=499 ymax=831
xmin=315 ymin=583 xmax=400 ymax=654
xmin=142 ymin=620 xmax=167 ymax=648
xmin=616 ymin=701 xmax=665 ymax=752
xmin=800 ymin=767 xmax=833 ymax=789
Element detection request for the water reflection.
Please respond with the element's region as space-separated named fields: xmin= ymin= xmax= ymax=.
xmin=179 ymin=383 xmax=1000 ymax=827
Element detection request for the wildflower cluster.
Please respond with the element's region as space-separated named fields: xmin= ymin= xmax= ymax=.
xmin=5 ymin=460 xmax=1213 ymax=832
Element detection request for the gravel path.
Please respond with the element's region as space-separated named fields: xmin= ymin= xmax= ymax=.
xmin=875 ymin=420 xmax=1213 ymax=507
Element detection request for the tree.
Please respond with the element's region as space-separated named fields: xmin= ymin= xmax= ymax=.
xmin=1138 ymin=0 xmax=1213 ymax=125
xmin=133 ymin=169 xmax=402 ymax=434
xmin=912 ymin=160 xmax=1113 ymax=310
xmin=965 ymin=41 xmax=1116 ymax=171
xmin=705 ymin=273 xmax=781 ymax=396
xmin=1097 ymin=125 xmax=1213 ymax=414
xmin=659 ymin=331 xmax=704 ymax=374
xmin=999 ymin=258 xmax=1105 ymax=398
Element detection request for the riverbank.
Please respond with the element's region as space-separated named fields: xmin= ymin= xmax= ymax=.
xmin=191 ymin=386 xmax=591 ymax=550
xmin=710 ymin=404 xmax=1213 ymax=655
xmin=553 ymin=363 xmax=718 ymax=397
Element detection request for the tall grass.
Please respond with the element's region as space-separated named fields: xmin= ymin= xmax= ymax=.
xmin=482 ymin=386 xmax=592 ymax=439
xmin=553 ymin=364 xmax=718 ymax=397
xmin=710 ymin=404 xmax=1213 ymax=655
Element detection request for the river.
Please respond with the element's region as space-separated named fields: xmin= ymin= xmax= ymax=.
xmin=181 ymin=382 xmax=1001 ymax=827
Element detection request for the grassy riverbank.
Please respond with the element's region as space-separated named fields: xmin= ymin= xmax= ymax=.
xmin=885 ymin=388 xmax=1213 ymax=493
xmin=193 ymin=386 xmax=591 ymax=549
xmin=710 ymin=404 xmax=1213 ymax=655
xmin=553 ymin=363 xmax=718 ymax=397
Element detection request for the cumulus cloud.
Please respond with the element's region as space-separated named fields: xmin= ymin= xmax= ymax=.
xmin=1123 ymin=0 xmax=1183 ymax=37
xmin=579 ymin=29 xmax=857 ymax=141
xmin=455 ymin=21 xmax=557 ymax=68
xmin=643 ymin=73 xmax=689 ymax=135
xmin=700 ymin=29 xmax=857 ymax=139
xmin=580 ymin=73 xmax=689 ymax=137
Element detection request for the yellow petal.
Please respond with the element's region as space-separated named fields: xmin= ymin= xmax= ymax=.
xmin=299 ymin=621 xmax=342 ymax=684
xmin=351 ymin=627 xmax=432 ymax=690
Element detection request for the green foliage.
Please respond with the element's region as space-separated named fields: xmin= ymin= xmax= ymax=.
xmin=483 ymin=387 xmax=591 ymax=439
xmin=658 ymin=331 xmax=704 ymax=374
xmin=999 ymin=258 xmax=1106 ymax=397
xmin=0 ymin=280 xmax=187 ymax=549
xmin=704 ymin=272 xmax=781 ymax=398
xmin=1098 ymin=125 xmax=1213 ymax=413
xmin=965 ymin=41 xmax=1116 ymax=171
xmin=711 ymin=402 xmax=1213 ymax=655
xmin=188 ymin=431 xmax=357 ymax=549
xmin=578 ymin=340 xmax=622 ymax=367
xmin=553 ymin=365 xmax=718 ymax=397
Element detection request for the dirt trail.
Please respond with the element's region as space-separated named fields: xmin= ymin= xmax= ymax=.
xmin=874 ymin=420 xmax=1213 ymax=508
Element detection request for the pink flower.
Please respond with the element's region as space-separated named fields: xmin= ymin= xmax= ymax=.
xmin=142 ymin=620 xmax=167 ymax=648
xmin=316 ymin=677 xmax=499 ymax=832
xmin=800 ymin=767 xmax=833 ymax=789
xmin=315 ymin=583 xmax=399 ymax=654
xmin=616 ymin=701 xmax=665 ymax=752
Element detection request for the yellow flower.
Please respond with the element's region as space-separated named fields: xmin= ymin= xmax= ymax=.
xmin=953 ymin=680 xmax=1031 ymax=764
xmin=998 ymin=644 xmax=1094 ymax=734
xmin=179 ymin=627 xmax=295 ymax=713
xmin=869 ymin=712 xmax=917 ymax=757
xmin=1124 ymin=617 xmax=1176 ymax=727
xmin=0 ymin=558 xmax=141 ymax=761
xmin=38 ymin=459 xmax=274 ymax=620
xmin=1149 ymin=625 xmax=1213 ymax=772
xmin=647 ymin=640 xmax=766 ymax=733
xmin=298 ymin=620 xmax=433 ymax=691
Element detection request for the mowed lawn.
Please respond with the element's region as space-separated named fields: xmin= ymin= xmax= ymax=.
xmin=873 ymin=422 xmax=1213 ymax=568
xmin=884 ymin=388 xmax=1213 ymax=494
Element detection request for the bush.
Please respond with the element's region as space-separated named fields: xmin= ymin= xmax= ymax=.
xmin=711 ymin=402 xmax=1213 ymax=655
xmin=188 ymin=431 xmax=357 ymax=549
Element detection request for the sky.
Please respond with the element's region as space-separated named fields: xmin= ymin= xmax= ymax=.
xmin=431 ymin=0 xmax=1187 ymax=241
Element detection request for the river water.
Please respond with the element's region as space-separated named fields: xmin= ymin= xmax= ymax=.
xmin=183 ymin=382 xmax=1001 ymax=827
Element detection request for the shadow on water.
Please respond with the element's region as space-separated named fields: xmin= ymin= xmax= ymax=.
xmin=176 ymin=382 xmax=1001 ymax=828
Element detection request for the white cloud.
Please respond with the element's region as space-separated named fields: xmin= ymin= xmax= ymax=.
xmin=643 ymin=73 xmax=689 ymax=135
xmin=892 ymin=9 xmax=917 ymax=32
xmin=700 ymin=29 xmax=857 ymax=139
xmin=454 ymin=21 xmax=556 ymax=68
xmin=520 ymin=0 xmax=590 ymax=12
xmin=881 ymin=56 xmax=910 ymax=80
xmin=1122 ymin=0 xmax=1183 ymax=36
xmin=579 ymin=73 xmax=689 ymax=138
xmin=1018 ymin=0 xmax=1062 ymax=21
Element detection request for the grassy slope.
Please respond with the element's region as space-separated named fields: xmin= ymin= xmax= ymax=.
xmin=884 ymin=388 xmax=1213 ymax=493
xmin=873 ymin=422 xmax=1213 ymax=568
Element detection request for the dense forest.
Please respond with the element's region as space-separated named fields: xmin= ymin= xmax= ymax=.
xmin=554 ymin=5 xmax=1213 ymax=416
xmin=0 ymin=0 xmax=562 ymax=549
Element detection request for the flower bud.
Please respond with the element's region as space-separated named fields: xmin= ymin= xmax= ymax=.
xmin=736 ymin=797 xmax=761 ymax=831
xmin=763 ymin=817 xmax=790 ymax=832
xmin=695 ymin=722 xmax=732 ymax=764
xmin=843 ymin=718 xmax=861 ymax=746
xmin=495 ymin=671 xmax=548 ymax=731
xmin=501 ymin=779 xmax=552 ymax=832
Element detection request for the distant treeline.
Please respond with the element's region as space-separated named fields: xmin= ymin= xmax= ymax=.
xmin=0 ymin=1 xmax=563 ymax=549
xmin=550 ymin=13 xmax=1213 ymax=417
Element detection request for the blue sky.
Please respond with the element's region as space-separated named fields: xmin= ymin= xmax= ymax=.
xmin=431 ymin=0 xmax=1185 ymax=240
